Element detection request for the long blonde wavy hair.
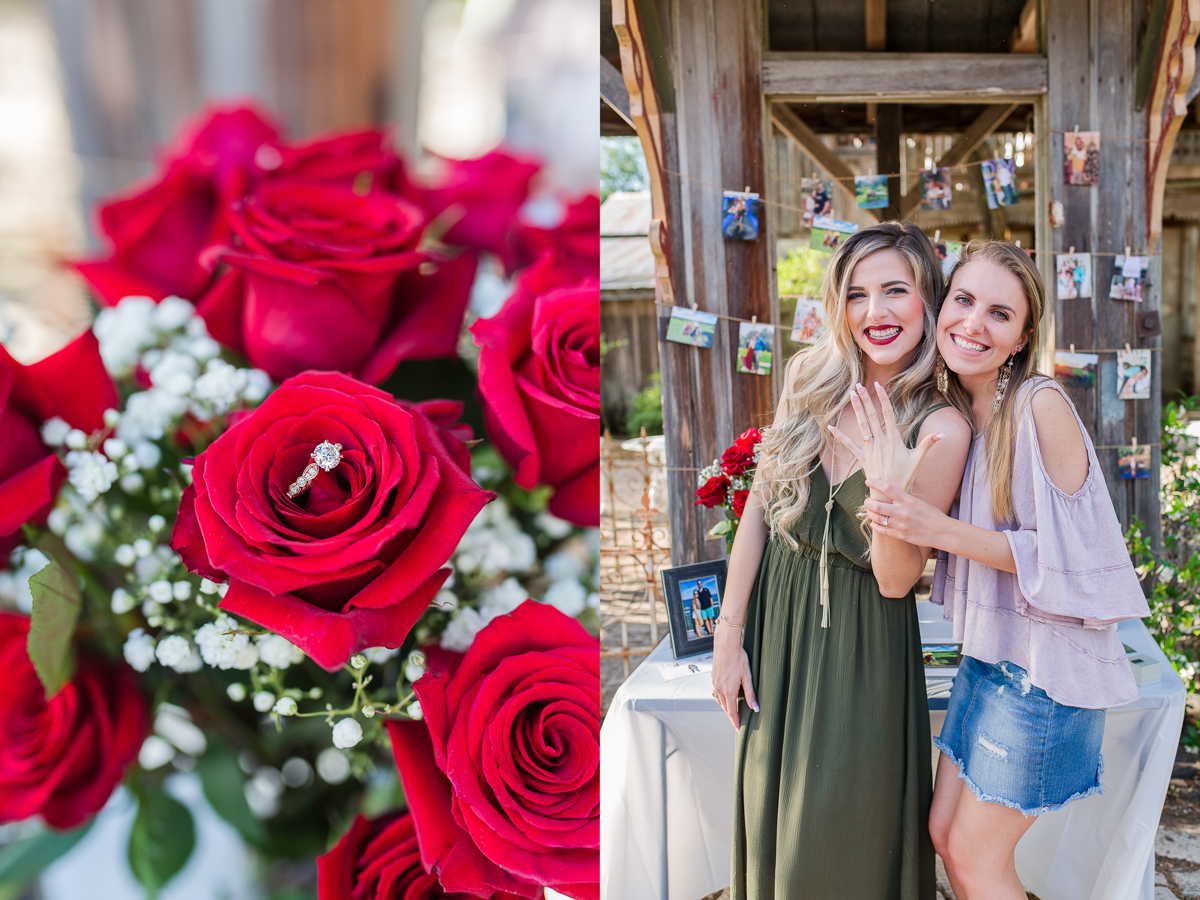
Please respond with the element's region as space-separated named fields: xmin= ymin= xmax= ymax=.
xmin=939 ymin=240 xmax=1048 ymax=525
xmin=757 ymin=221 xmax=968 ymax=550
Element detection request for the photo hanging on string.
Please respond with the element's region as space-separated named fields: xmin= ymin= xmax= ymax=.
xmin=855 ymin=175 xmax=889 ymax=210
xmin=666 ymin=307 xmax=719 ymax=348
xmin=721 ymin=191 xmax=759 ymax=241
xmin=920 ymin=168 xmax=953 ymax=211
xmin=790 ymin=297 xmax=826 ymax=345
xmin=810 ymin=215 xmax=859 ymax=253
xmin=935 ymin=240 xmax=963 ymax=279
xmin=1053 ymin=350 xmax=1099 ymax=387
xmin=737 ymin=321 xmax=776 ymax=376
xmin=981 ymin=158 xmax=1019 ymax=208
xmin=1055 ymin=252 xmax=1093 ymax=299
xmin=800 ymin=177 xmax=834 ymax=227
xmin=1063 ymin=131 xmax=1101 ymax=185
xmin=1116 ymin=349 xmax=1151 ymax=401
xmin=1109 ymin=255 xmax=1149 ymax=302
xmin=1118 ymin=445 xmax=1152 ymax=479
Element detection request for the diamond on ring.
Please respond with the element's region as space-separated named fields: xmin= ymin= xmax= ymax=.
xmin=287 ymin=441 xmax=343 ymax=499
xmin=884 ymin=516 xmax=889 ymax=527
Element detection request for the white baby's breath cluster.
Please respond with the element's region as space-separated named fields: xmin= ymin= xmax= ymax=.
xmin=696 ymin=458 xmax=723 ymax=486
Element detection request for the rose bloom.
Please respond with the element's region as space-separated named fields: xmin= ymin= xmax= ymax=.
xmin=0 ymin=332 xmax=118 ymax=555
xmin=518 ymin=193 xmax=599 ymax=282
xmin=731 ymin=489 xmax=750 ymax=518
xmin=693 ymin=474 xmax=729 ymax=508
xmin=471 ymin=255 xmax=599 ymax=526
xmin=254 ymin=128 xmax=404 ymax=188
xmin=73 ymin=104 xmax=280 ymax=305
xmin=317 ymin=810 xmax=525 ymax=900
xmin=197 ymin=177 xmax=476 ymax=384
xmin=720 ymin=427 xmax=761 ymax=477
xmin=0 ymin=613 xmax=146 ymax=828
xmin=171 ymin=371 xmax=493 ymax=670
xmin=390 ymin=600 xmax=599 ymax=900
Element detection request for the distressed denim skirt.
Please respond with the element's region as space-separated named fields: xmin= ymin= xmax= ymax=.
xmin=933 ymin=656 xmax=1105 ymax=817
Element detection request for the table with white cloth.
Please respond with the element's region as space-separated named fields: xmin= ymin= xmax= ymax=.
xmin=600 ymin=601 xmax=1185 ymax=900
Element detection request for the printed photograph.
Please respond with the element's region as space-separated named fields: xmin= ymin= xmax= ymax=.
xmin=790 ymin=297 xmax=826 ymax=345
xmin=680 ymin=574 xmax=722 ymax=639
xmin=1056 ymin=252 xmax=1093 ymax=299
xmin=920 ymin=168 xmax=953 ymax=210
xmin=722 ymin=190 xmax=759 ymax=240
xmin=855 ymin=174 xmax=890 ymax=210
xmin=1054 ymin=350 xmax=1100 ymax=387
xmin=661 ymin=559 xmax=729 ymax=658
xmin=737 ymin=321 xmax=776 ymax=376
xmin=810 ymin=215 xmax=860 ymax=253
xmin=1117 ymin=349 xmax=1152 ymax=400
xmin=1063 ymin=131 xmax=1101 ymax=185
xmin=666 ymin=306 xmax=719 ymax=348
xmin=981 ymin=158 xmax=1019 ymax=209
xmin=1110 ymin=254 xmax=1149 ymax=302
xmin=800 ymin=177 xmax=834 ymax=227
xmin=922 ymin=644 xmax=962 ymax=667
xmin=935 ymin=240 xmax=963 ymax=278
xmin=1118 ymin=445 xmax=1152 ymax=479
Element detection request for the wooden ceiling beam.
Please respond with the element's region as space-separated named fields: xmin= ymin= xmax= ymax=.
xmin=865 ymin=0 xmax=886 ymax=51
xmin=600 ymin=56 xmax=634 ymax=129
xmin=770 ymin=103 xmax=884 ymax=223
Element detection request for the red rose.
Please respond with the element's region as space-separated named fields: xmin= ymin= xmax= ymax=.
xmin=0 ymin=613 xmax=146 ymax=828
xmin=720 ymin=428 xmax=761 ymax=477
xmin=518 ymin=194 xmax=600 ymax=282
xmin=389 ymin=601 xmax=600 ymax=900
xmin=254 ymin=128 xmax=403 ymax=189
xmin=0 ymin=332 xmax=118 ymax=555
xmin=471 ymin=255 xmax=599 ymax=526
xmin=73 ymin=104 xmax=280 ymax=305
xmin=317 ymin=810 xmax=525 ymax=900
xmin=423 ymin=151 xmax=540 ymax=270
xmin=693 ymin=474 xmax=729 ymax=508
xmin=196 ymin=178 xmax=475 ymax=384
xmin=731 ymin=489 xmax=749 ymax=517
xmin=170 ymin=372 xmax=493 ymax=670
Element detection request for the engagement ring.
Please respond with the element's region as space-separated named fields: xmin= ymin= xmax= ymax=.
xmin=883 ymin=516 xmax=889 ymax=527
xmin=287 ymin=441 xmax=343 ymax=498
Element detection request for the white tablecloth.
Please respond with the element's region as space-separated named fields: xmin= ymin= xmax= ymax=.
xmin=600 ymin=601 xmax=1185 ymax=900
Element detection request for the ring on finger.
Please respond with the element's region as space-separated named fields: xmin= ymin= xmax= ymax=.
xmin=711 ymin=690 xmax=719 ymax=699
xmin=863 ymin=434 xmax=873 ymax=442
xmin=884 ymin=516 xmax=889 ymax=527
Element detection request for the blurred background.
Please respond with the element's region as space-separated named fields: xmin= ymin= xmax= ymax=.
xmin=0 ymin=0 xmax=597 ymax=362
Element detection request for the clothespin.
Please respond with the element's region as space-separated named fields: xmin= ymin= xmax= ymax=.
xmin=743 ymin=185 xmax=751 ymax=194
xmin=1126 ymin=342 xmax=1132 ymax=354
xmin=692 ymin=302 xmax=698 ymax=312
xmin=812 ymin=171 xmax=819 ymax=181
xmin=1070 ymin=343 xmax=1075 ymax=354
xmin=934 ymin=230 xmax=941 ymax=243
xmin=1133 ymin=435 xmax=1138 ymax=452
xmin=1069 ymin=246 xmax=1075 ymax=255
xmin=751 ymin=315 xmax=758 ymax=325
xmin=1015 ymin=239 xmax=1021 ymax=248
xmin=1074 ymin=124 xmax=1080 ymax=136
xmin=1125 ymin=245 xmax=1131 ymax=258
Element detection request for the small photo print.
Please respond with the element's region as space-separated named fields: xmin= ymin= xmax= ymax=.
xmin=1117 ymin=349 xmax=1152 ymax=400
xmin=1054 ymin=350 xmax=1099 ymax=387
xmin=1109 ymin=255 xmax=1149 ymax=302
xmin=790 ymin=297 xmax=826 ymax=345
xmin=935 ymin=240 xmax=963 ymax=279
xmin=800 ymin=177 xmax=834 ymax=227
xmin=1118 ymin=446 xmax=1152 ymax=479
xmin=810 ymin=215 xmax=859 ymax=253
xmin=722 ymin=191 xmax=759 ymax=241
xmin=737 ymin=321 xmax=776 ymax=376
xmin=981 ymin=158 xmax=1019 ymax=209
xmin=1055 ymin=252 xmax=1093 ymax=299
xmin=1063 ymin=131 xmax=1101 ymax=185
xmin=680 ymin=575 xmax=721 ymax=640
xmin=661 ymin=558 xmax=728 ymax=658
xmin=855 ymin=174 xmax=890 ymax=210
xmin=666 ymin=306 xmax=719 ymax=348
xmin=920 ymin=168 xmax=953 ymax=211
xmin=922 ymin=644 xmax=962 ymax=668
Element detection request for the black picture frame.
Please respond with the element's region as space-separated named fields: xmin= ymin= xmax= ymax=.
xmin=661 ymin=558 xmax=729 ymax=659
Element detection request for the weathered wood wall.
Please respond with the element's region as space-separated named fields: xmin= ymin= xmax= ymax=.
xmin=601 ymin=291 xmax=659 ymax=433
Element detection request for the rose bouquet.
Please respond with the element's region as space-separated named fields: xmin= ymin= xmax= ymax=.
xmin=694 ymin=428 xmax=762 ymax=552
xmin=0 ymin=104 xmax=599 ymax=900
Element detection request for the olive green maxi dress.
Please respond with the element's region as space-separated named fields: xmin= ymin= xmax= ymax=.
xmin=730 ymin=441 xmax=936 ymax=899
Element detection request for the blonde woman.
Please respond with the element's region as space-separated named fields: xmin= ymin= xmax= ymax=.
xmin=857 ymin=242 xmax=1150 ymax=899
xmin=712 ymin=221 xmax=973 ymax=899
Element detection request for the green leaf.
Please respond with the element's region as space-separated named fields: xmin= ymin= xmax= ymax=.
xmin=196 ymin=737 xmax=266 ymax=845
xmin=0 ymin=821 xmax=92 ymax=896
xmin=708 ymin=520 xmax=732 ymax=537
xmin=26 ymin=557 xmax=82 ymax=698
xmin=127 ymin=788 xmax=195 ymax=898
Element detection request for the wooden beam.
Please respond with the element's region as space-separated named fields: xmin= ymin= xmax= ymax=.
xmin=600 ymin=55 xmax=633 ymax=128
xmin=875 ymin=104 xmax=901 ymax=218
xmin=898 ymin=102 xmax=1020 ymax=218
xmin=763 ymin=53 xmax=1047 ymax=101
xmin=770 ymin=103 xmax=883 ymax=222
xmin=865 ymin=0 xmax=886 ymax=50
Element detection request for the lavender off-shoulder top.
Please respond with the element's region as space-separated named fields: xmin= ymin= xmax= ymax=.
xmin=930 ymin=378 xmax=1150 ymax=709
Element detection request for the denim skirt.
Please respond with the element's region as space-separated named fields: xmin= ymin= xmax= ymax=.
xmin=933 ymin=656 xmax=1105 ymax=817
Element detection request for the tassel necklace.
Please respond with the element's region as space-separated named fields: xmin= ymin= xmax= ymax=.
xmin=819 ymin=408 xmax=847 ymax=629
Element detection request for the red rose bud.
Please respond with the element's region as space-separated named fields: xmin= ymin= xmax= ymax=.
xmin=471 ymin=254 xmax=599 ymax=527
xmin=170 ymin=371 xmax=493 ymax=670
xmin=0 ymin=331 xmax=118 ymax=556
xmin=735 ymin=427 xmax=762 ymax=449
xmin=317 ymin=810 xmax=525 ymax=900
xmin=694 ymin=474 xmax=729 ymax=508
xmin=720 ymin=444 xmax=754 ymax=477
xmin=731 ymin=489 xmax=749 ymax=517
xmin=390 ymin=601 xmax=600 ymax=900
xmin=73 ymin=104 xmax=280 ymax=305
xmin=0 ymin=613 xmax=146 ymax=829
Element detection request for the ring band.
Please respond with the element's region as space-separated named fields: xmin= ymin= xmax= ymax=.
xmin=712 ymin=690 xmax=719 ymax=699
xmin=863 ymin=434 xmax=873 ymax=442
xmin=884 ymin=516 xmax=889 ymax=527
xmin=287 ymin=441 xmax=343 ymax=499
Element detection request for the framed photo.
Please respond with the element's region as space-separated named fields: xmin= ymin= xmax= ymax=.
xmin=721 ymin=191 xmax=759 ymax=241
xmin=661 ymin=559 xmax=729 ymax=659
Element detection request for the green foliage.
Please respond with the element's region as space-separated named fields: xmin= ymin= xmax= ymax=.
xmin=776 ymin=247 xmax=827 ymax=299
xmin=625 ymin=373 xmax=663 ymax=437
xmin=197 ymin=736 xmax=267 ymax=846
xmin=600 ymin=332 xmax=629 ymax=362
xmin=1126 ymin=396 xmax=1200 ymax=746
xmin=127 ymin=787 xmax=196 ymax=897
xmin=600 ymin=137 xmax=649 ymax=202
xmin=26 ymin=554 xmax=81 ymax=698
xmin=0 ymin=821 xmax=92 ymax=900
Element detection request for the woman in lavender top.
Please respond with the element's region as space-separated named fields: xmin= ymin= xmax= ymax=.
xmin=835 ymin=241 xmax=1150 ymax=900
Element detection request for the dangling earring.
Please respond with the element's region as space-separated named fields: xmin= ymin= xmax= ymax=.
xmin=993 ymin=353 xmax=1016 ymax=413
xmin=935 ymin=353 xmax=949 ymax=394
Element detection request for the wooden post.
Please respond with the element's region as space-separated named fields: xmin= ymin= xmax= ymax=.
xmin=875 ymin=103 xmax=902 ymax=218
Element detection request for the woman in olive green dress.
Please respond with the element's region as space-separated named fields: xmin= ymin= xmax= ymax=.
xmin=711 ymin=222 xmax=973 ymax=899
